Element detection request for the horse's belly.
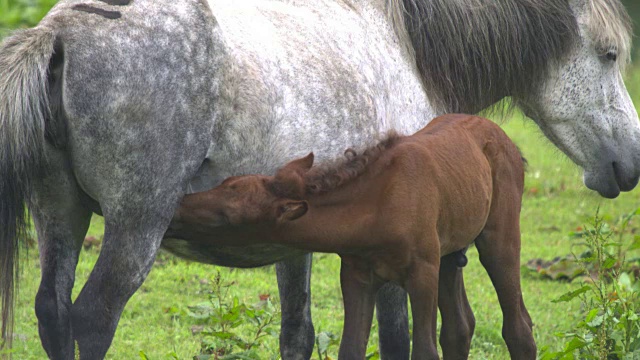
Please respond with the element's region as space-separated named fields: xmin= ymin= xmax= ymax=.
xmin=186 ymin=0 xmax=434 ymax=193
xmin=161 ymin=238 xmax=307 ymax=268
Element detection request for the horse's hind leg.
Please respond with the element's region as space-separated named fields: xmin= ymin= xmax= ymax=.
xmin=376 ymin=283 xmax=411 ymax=360
xmin=276 ymin=254 xmax=315 ymax=360
xmin=66 ymin=139 xmax=203 ymax=358
xmin=438 ymin=253 xmax=475 ymax=360
xmin=475 ymin=196 xmax=535 ymax=359
xmin=31 ymin=146 xmax=92 ymax=359
xmin=69 ymin=197 xmax=179 ymax=359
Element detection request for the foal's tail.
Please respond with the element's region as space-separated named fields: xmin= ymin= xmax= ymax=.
xmin=0 ymin=26 xmax=56 ymax=350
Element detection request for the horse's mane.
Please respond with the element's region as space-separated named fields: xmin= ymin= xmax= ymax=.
xmin=304 ymin=132 xmax=402 ymax=195
xmin=387 ymin=0 xmax=632 ymax=114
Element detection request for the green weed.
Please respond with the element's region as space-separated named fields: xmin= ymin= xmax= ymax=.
xmin=183 ymin=271 xmax=280 ymax=359
xmin=541 ymin=209 xmax=640 ymax=359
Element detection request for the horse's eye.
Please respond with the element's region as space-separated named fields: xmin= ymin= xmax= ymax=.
xmin=605 ymin=50 xmax=617 ymax=62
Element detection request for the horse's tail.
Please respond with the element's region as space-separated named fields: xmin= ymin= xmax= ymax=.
xmin=0 ymin=26 xmax=56 ymax=350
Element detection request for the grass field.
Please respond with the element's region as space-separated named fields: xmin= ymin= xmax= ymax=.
xmin=7 ymin=106 xmax=640 ymax=359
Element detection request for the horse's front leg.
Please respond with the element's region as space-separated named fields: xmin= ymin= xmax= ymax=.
xmin=31 ymin=147 xmax=92 ymax=360
xmin=276 ymin=254 xmax=316 ymax=360
xmin=438 ymin=253 xmax=475 ymax=360
xmin=338 ymin=257 xmax=381 ymax=360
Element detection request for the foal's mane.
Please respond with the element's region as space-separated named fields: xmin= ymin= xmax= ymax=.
xmin=304 ymin=132 xmax=402 ymax=195
xmin=387 ymin=0 xmax=632 ymax=114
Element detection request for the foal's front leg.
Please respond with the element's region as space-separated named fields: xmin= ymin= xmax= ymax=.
xmin=405 ymin=256 xmax=440 ymax=360
xmin=338 ymin=257 xmax=382 ymax=359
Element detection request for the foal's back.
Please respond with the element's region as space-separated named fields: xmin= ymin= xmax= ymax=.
xmin=388 ymin=114 xmax=524 ymax=256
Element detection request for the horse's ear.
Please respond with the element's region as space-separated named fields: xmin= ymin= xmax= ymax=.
xmin=284 ymin=152 xmax=314 ymax=174
xmin=276 ymin=200 xmax=308 ymax=223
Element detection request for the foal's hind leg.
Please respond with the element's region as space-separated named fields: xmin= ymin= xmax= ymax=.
xmin=476 ymin=201 xmax=535 ymax=358
xmin=276 ymin=254 xmax=315 ymax=360
xmin=438 ymin=253 xmax=475 ymax=360
xmin=31 ymin=146 xmax=92 ymax=359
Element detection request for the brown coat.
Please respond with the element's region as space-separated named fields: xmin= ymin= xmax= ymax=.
xmin=167 ymin=114 xmax=534 ymax=359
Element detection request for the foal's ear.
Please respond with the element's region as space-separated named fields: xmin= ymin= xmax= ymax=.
xmin=272 ymin=153 xmax=314 ymax=199
xmin=284 ymin=153 xmax=314 ymax=174
xmin=276 ymin=200 xmax=309 ymax=223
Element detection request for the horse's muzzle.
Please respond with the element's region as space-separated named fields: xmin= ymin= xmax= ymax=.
xmin=584 ymin=160 xmax=640 ymax=199
xmin=613 ymin=161 xmax=640 ymax=192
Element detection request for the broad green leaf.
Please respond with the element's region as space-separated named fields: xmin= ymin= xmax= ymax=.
xmin=619 ymin=272 xmax=633 ymax=290
xmin=585 ymin=308 xmax=599 ymax=323
xmin=563 ymin=337 xmax=587 ymax=353
xmin=244 ymin=308 xmax=256 ymax=319
xmin=587 ymin=314 xmax=604 ymax=328
xmin=552 ymin=286 xmax=591 ymax=303
xmin=603 ymin=257 xmax=617 ymax=269
xmin=317 ymin=332 xmax=335 ymax=353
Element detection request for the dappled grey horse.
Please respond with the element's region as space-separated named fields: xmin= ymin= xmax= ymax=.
xmin=0 ymin=0 xmax=638 ymax=359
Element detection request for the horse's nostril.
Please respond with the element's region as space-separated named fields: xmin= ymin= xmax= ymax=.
xmin=612 ymin=161 xmax=620 ymax=175
xmin=611 ymin=161 xmax=640 ymax=192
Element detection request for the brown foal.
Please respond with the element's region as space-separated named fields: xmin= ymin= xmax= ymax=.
xmin=166 ymin=114 xmax=535 ymax=359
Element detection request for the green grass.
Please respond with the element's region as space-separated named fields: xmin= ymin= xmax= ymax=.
xmin=8 ymin=110 xmax=640 ymax=359
xmin=0 ymin=0 xmax=57 ymax=36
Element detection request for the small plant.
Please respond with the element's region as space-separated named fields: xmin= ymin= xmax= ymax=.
xmin=541 ymin=208 xmax=640 ymax=359
xmin=315 ymin=331 xmax=339 ymax=360
xmin=365 ymin=343 xmax=381 ymax=360
xmin=186 ymin=271 xmax=280 ymax=360
xmin=138 ymin=349 xmax=179 ymax=359
xmin=314 ymin=331 xmax=379 ymax=360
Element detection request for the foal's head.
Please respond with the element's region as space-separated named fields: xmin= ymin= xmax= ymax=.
xmin=176 ymin=154 xmax=315 ymax=229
